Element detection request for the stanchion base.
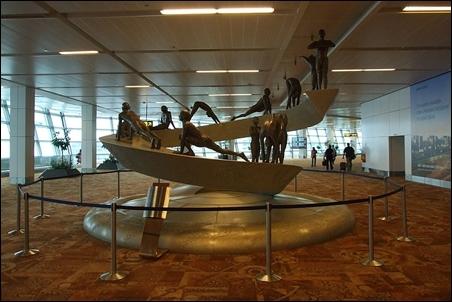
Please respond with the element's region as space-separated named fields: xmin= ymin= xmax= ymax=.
xmin=256 ymin=272 xmax=282 ymax=282
xmin=378 ymin=216 xmax=395 ymax=222
xmin=14 ymin=249 xmax=40 ymax=257
xmin=139 ymin=248 xmax=168 ymax=259
xmin=8 ymin=229 xmax=25 ymax=236
xmin=397 ymin=236 xmax=414 ymax=242
xmin=33 ymin=214 xmax=51 ymax=220
xmin=99 ymin=271 xmax=127 ymax=281
xmin=361 ymin=258 xmax=383 ymax=267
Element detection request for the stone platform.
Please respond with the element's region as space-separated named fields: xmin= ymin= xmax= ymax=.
xmin=83 ymin=185 xmax=355 ymax=254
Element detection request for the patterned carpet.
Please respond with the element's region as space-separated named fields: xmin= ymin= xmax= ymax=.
xmin=1 ymin=162 xmax=450 ymax=301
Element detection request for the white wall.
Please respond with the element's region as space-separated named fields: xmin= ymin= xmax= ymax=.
xmin=361 ymin=87 xmax=411 ymax=173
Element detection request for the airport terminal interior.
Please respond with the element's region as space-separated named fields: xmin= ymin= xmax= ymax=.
xmin=1 ymin=1 xmax=450 ymax=301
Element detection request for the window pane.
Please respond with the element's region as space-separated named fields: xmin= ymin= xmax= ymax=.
xmin=1 ymin=140 xmax=9 ymax=158
xmin=40 ymin=142 xmax=56 ymax=156
xmin=1 ymin=123 xmax=10 ymax=139
xmin=36 ymin=126 xmax=52 ymax=140
xmin=69 ymin=129 xmax=81 ymax=141
xmin=51 ymin=114 xmax=63 ymax=128
xmin=97 ymin=129 xmax=114 ymax=139
xmin=65 ymin=116 xmax=81 ymax=128
xmin=34 ymin=142 xmax=40 ymax=156
xmin=97 ymin=118 xmax=112 ymax=129
xmin=35 ymin=112 xmax=47 ymax=126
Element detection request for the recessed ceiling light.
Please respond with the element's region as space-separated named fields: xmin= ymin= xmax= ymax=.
xmin=197 ymin=70 xmax=259 ymax=73
xmin=125 ymin=85 xmax=150 ymax=88
xmin=160 ymin=7 xmax=274 ymax=15
xmin=331 ymin=68 xmax=396 ymax=72
xmin=402 ymin=6 xmax=450 ymax=12
xmin=209 ymin=93 xmax=252 ymax=97
xmin=59 ymin=50 xmax=99 ymax=55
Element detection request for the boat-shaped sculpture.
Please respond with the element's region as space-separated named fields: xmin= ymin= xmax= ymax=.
xmin=100 ymin=89 xmax=338 ymax=195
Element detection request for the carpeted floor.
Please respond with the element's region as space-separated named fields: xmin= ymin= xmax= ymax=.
xmin=1 ymin=163 xmax=450 ymax=301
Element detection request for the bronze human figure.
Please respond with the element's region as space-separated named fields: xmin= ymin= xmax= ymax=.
xmin=260 ymin=113 xmax=288 ymax=164
xmin=308 ymin=29 xmax=335 ymax=89
xmin=302 ymin=55 xmax=319 ymax=90
xmin=179 ymin=110 xmax=249 ymax=162
xmin=150 ymin=105 xmax=176 ymax=130
xmin=231 ymin=88 xmax=271 ymax=121
xmin=190 ymin=101 xmax=221 ymax=124
xmin=249 ymin=117 xmax=261 ymax=162
xmin=285 ymin=77 xmax=302 ymax=109
xmin=116 ymin=102 xmax=161 ymax=149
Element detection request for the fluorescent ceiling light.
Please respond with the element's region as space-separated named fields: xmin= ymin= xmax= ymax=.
xmin=209 ymin=93 xmax=252 ymax=97
xmin=403 ymin=6 xmax=450 ymax=12
xmin=197 ymin=70 xmax=259 ymax=73
xmin=332 ymin=68 xmax=396 ymax=72
xmin=161 ymin=7 xmax=274 ymax=15
xmin=217 ymin=7 xmax=274 ymax=14
xmin=125 ymin=85 xmax=150 ymax=88
xmin=59 ymin=50 xmax=99 ymax=55
xmin=156 ymin=101 xmax=174 ymax=104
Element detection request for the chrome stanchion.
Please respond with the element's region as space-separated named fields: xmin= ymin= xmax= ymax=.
xmin=256 ymin=200 xmax=281 ymax=282
xmin=397 ymin=185 xmax=414 ymax=242
xmin=378 ymin=176 xmax=393 ymax=221
xmin=117 ymin=171 xmax=120 ymax=198
xmin=8 ymin=185 xmax=24 ymax=236
xmin=362 ymin=195 xmax=383 ymax=266
xmin=14 ymin=193 xmax=40 ymax=257
xmin=34 ymin=178 xmax=50 ymax=219
xmin=99 ymin=201 xmax=126 ymax=281
xmin=341 ymin=171 xmax=345 ymax=201
xmin=80 ymin=173 xmax=83 ymax=204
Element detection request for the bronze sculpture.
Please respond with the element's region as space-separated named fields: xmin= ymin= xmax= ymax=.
xmin=149 ymin=106 xmax=176 ymax=130
xmin=249 ymin=117 xmax=261 ymax=162
xmin=285 ymin=77 xmax=302 ymax=109
xmin=116 ymin=102 xmax=161 ymax=149
xmin=190 ymin=101 xmax=221 ymax=124
xmin=231 ymin=88 xmax=271 ymax=121
xmin=302 ymin=54 xmax=319 ymax=90
xmin=260 ymin=113 xmax=288 ymax=163
xmin=179 ymin=110 xmax=249 ymax=162
xmin=308 ymin=29 xmax=335 ymax=89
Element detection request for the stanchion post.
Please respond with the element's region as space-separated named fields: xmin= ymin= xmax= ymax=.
xmin=14 ymin=193 xmax=40 ymax=257
xmin=34 ymin=178 xmax=50 ymax=219
xmin=256 ymin=200 xmax=281 ymax=282
xmin=397 ymin=185 xmax=414 ymax=242
xmin=80 ymin=173 xmax=83 ymax=204
xmin=99 ymin=201 xmax=126 ymax=281
xmin=117 ymin=171 xmax=121 ymax=198
xmin=8 ymin=185 xmax=24 ymax=236
xmin=362 ymin=195 xmax=383 ymax=266
xmin=378 ymin=176 xmax=393 ymax=221
xmin=341 ymin=171 xmax=345 ymax=201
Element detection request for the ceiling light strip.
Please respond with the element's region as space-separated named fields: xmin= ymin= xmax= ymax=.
xmin=125 ymin=85 xmax=150 ymax=88
xmin=403 ymin=6 xmax=451 ymax=12
xmin=209 ymin=93 xmax=252 ymax=97
xmin=160 ymin=7 xmax=274 ymax=15
xmin=59 ymin=50 xmax=99 ymax=55
xmin=332 ymin=68 xmax=396 ymax=72
xmin=196 ymin=70 xmax=259 ymax=73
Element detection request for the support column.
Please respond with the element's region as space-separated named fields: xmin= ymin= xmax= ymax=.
xmin=81 ymin=103 xmax=97 ymax=169
xmin=297 ymin=129 xmax=307 ymax=159
xmin=10 ymin=85 xmax=35 ymax=184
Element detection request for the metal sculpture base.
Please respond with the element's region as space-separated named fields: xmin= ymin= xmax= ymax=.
xmin=397 ymin=236 xmax=414 ymax=242
xmin=8 ymin=229 xmax=25 ymax=236
xmin=14 ymin=249 xmax=40 ymax=257
xmin=99 ymin=272 xmax=127 ymax=281
xmin=361 ymin=259 xmax=383 ymax=267
xmin=256 ymin=272 xmax=282 ymax=282
xmin=83 ymin=185 xmax=356 ymax=254
xmin=140 ymin=248 xmax=168 ymax=259
xmin=33 ymin=214 xmax=51 ymax=219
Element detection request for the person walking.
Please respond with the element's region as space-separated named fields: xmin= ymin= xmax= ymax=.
xmin=324 ymin=145 xmax=334 ymax=170
xmin=342 ymin=143 xmax=356 ymax=172
xmin=311 ymin=147 xmax=317 ymax=167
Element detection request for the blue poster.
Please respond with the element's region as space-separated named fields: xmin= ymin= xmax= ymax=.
xmin=411 ymin=72 xmax=451 ymax=181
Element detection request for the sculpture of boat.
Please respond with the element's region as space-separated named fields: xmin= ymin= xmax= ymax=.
xmin=100 ymin=89 xmax=338 ymax=195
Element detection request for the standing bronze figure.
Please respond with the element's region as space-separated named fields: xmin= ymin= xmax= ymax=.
xmin=190 ymin=101 xmax=221 ymax=124
xmin=285 ymin=77 xmax=302 ymax=109
xmin=179 ymin=110 xmax=249 ymax=162
xmin=308 ymin=29 xmax=335 ymax=89
xmin=260 ymin=113 xmax=288 ymax=164
xmin=302 ymin=54 xmax=319 ymax=90
xmin=249 ymin=117 xmax=261 ymax=162
xmin=231 ymin=88 xmax=271 ymax=121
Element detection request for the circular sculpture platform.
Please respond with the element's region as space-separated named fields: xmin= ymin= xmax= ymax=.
xmin=83 ymin=185 xmax=355 ymax=254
